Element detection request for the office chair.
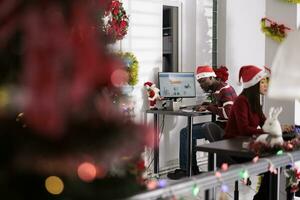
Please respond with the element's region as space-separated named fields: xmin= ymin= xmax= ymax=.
xmin=201 ymin=122 xmax=224 ymax=142
xmin=201 ymin=122 xmax=251 ymax=185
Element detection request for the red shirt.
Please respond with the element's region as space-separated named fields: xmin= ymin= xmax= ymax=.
xmin=224 ymin=95 xmax=266 ymax=139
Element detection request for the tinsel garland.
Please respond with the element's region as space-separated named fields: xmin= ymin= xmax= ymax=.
xmin=118 ymin=52 xmax=139 ymax=86
xmin=249 ymin=136 xmax=300 ymax=192
xmin=283 ymin=0 xmax=300 ymax=3
xmin=261 ymin=18 xmax=291 ymax=42
xmin=248 ymin=136 xmax=300 ymax=155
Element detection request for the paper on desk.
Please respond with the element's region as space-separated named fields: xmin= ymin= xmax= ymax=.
xmin=181 ymin=109 xmax=194 ymax=112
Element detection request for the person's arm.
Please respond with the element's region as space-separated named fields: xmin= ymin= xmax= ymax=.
xmin=234 ymin=98 xmax=264 ymax=136
xmin=206 ymin=102 xmax=233 ymax=119
xmin=206 ymin=87 xmax=236 ymax=119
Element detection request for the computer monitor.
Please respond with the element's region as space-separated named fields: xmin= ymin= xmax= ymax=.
xmin=158 ymin=72 xmax=196 ymax=99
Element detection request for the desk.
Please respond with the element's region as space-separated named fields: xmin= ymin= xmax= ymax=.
xmin=196 ymin=137 xmax=278 ymax=200
xmin=146 ymin=109 xmax=214 ymax=177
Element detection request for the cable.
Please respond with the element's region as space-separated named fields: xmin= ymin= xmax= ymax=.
xmin=145 ymin=115 xmax=166 ymax=173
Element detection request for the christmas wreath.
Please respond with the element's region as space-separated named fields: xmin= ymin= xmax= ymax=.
xmin=103 ymin=0 xmax=129 ymax=43
xmin=118 ymin=52 xmax=139 ymax=86
xmin=261 ymin=18 xmax=291 ymax=42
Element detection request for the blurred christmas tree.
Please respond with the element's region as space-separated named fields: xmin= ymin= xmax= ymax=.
xmin=0 ymin=0 xmax=151 ymax=199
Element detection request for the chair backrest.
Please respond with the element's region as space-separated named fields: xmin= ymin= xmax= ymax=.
xmin=202 ymin=122 xmax=225 ymax=142
xmin=201 ymin=122 xmax=237 ymax=166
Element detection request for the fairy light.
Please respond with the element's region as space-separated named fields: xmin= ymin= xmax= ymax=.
xmin=0 ymin=87 xmax=9 ymax=108
xmin=221 ymin=163 xmax=228 ymax=171
xmin=77 ymin=162 xmax=97 ymax=182
xmin=45 ymin=176 xmax=64 ymax=195
xmin=215 ymin=171 xmax=222 ymax=178
xmin=215 ymin=169 xmax=229 ymax=198
xmin=252 ymin=156 xmax=259 ymax=163
xmin=221 ymin=184 xmax=229 ymax=192
xmin=287 ymin=143 xmax=294 ymax=149
xmin=276 ymin=150 xmax=283 ymax=155
xmin=158 ymin=179 xmax=167 ymax=188
xmin=239 ymin=169 xmax=249 ymax=179
xmin=192 ymin=184 xmax=200 ymax=196
xmin=146 ymin=180 xmax=157 ymax=190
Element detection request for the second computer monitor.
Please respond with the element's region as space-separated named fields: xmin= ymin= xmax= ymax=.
xmin=158 ymin=72 xmax=196 ymax=99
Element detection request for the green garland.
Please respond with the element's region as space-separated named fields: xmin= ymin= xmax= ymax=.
xmin=282 ymin=0 xmax=300 ymax=3
xmin=118 ymin=52 xmax=139 ymax=86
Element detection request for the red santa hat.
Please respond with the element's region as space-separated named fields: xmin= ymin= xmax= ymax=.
xmin=144 ymin=81 xmax=155 ymax=89
xmin=239 ymin=65 xmax=268 ymax=88
xmin=196 ymin=65 xmax=216 ymax=80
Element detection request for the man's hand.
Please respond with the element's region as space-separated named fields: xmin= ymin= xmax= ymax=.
xmin=194 ymin=105 xmax=208 ymax=112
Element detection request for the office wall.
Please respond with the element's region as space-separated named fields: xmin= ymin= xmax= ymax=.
xmin=264 ymin=0 xmax=298 ymax=124
xmin=220 ymin=0 xmax=265 ymax=94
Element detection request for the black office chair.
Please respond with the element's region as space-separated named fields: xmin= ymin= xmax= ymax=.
xmin=201 ymin=122 xmax=224 ymax=142
xmin=201 ymin=122 xmax=233 ymax=166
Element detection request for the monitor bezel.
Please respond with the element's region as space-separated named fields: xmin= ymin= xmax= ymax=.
xmin=158 ymin=72 xmax=196 ymax=99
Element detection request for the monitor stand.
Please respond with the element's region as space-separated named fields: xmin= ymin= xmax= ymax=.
xmin=165 ymin=99 xmax=181 ymax=111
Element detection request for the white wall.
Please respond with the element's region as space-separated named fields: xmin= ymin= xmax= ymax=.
xmin=221 ymin=0 xmax=265 ymax=94
xmin=264 ymin=0 xmax=298 ymax=124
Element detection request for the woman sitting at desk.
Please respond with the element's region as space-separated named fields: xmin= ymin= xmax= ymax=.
xmin=224 ymin=65 xmax=269 ymax=139
xmin=224 ymin=65 xmax=293 ymax=200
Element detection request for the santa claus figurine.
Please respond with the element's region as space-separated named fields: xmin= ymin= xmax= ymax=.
xmin=144 ymin=81 xmax=161 ymax=109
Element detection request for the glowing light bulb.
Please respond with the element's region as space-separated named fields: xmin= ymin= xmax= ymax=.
xmin=252 ymin=156 xmax=259 ymax=163
xmin=45 ymin=176 xmax=64 ymax=195
xmin=192 ymin=184 xmax=200 ymax=196
xmin=77 ymin=162 xmax=97 ymax=182
xmin=276 ymin=150 xmax=283 ymax=155
xmin=221 ymin=163 xmax=228 ymax=171
xmin=239 ymin=169 xmax=249 ymax=179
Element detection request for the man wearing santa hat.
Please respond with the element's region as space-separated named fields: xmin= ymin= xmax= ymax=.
xmin=167 ymin=65 xmax=237 ymax=179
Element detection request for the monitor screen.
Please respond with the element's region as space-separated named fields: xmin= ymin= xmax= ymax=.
xmin=158 ymin=72 xmax=196 ymax=98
